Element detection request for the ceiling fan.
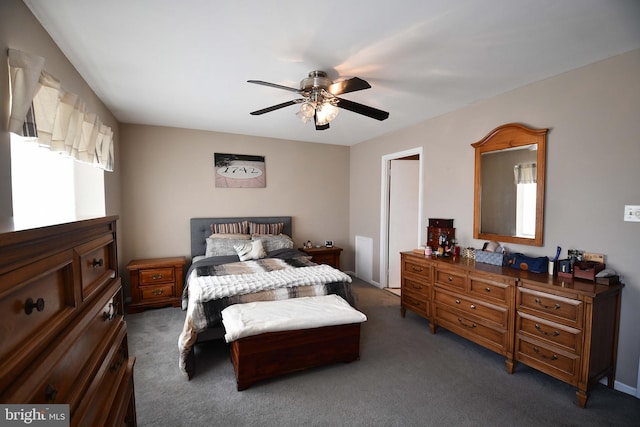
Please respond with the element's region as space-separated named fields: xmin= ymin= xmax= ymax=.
xmin=247 ymin=70 xmax=389 ymax=130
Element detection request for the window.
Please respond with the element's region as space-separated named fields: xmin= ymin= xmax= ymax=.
xmin=515 ymin=182 xmax=536 ymax=238
xmin=10 ymin=134 xmax=104 ymax=227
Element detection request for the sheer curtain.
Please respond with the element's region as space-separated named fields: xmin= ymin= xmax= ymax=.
xmin=7 ymin=49 xmax=114 ymax=171
xmin=514 ymin=162 xmax=537 ymax=184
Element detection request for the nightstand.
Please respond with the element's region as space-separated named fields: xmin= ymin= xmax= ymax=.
xmin=127 ymin=256 xmax=186 ymax=313
xmin=299 ymin=246 xmax=343 ymax=269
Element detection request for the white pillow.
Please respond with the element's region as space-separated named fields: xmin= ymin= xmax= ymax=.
xmin=234 ymin=240 xmax=267 ymax=261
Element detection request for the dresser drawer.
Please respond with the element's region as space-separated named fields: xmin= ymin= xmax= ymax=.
xmin=434 ymin=267 xmax=466 ymax=291
xmin=516 ymin=338 xmax=579 ymax=385
xmin=73 ymin=325 xmax=129 ymax=427
xmin=517 ymin=312 xmax=581 ymax=354
xmin=0 ymin=250 xmax=77 ymax=387
xmin=140 ymin=283 xmax=175 ymax=300
xmin=436 ymin=307 xmax=508 ymax=354
xmin=518 ymin=287 xmax=582 ymax=327
xmin=402 ymin=257 xmax=432 ymax=281
xmin=2 ymin=280 xmax=123 ymax=406
xmin=435 ymin=290 xmax=508 ymax=328
xmin=140 ymin=267 xmax=175 ymax=285
xmin=402 ymin=289 xmax=430 ymax=317
xmin=76 ymin=234 xmax=116 ymax=301
xmin=468 ymin=274 xmax=510 ymax=305
xmin=402 ymin=276 xmax=430 ymax=297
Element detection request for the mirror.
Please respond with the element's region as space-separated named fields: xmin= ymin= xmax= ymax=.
xmin=472 ymin=123 xmax=548 ymax=246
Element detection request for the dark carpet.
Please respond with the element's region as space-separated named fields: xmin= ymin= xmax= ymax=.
xmin=126 ymin=278 xmax=640 ymax=426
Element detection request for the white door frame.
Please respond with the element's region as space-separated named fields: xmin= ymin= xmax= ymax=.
xmin=379 ymin=147 xmax=424 ymax=288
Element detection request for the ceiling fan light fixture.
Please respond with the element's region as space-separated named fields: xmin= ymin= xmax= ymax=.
xmin=315 ymin=102 xmax=339 ymax=126
xmin=296 ymin=101 xmax=316 ymax=123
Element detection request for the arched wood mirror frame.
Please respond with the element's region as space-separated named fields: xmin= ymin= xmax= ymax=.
xmin=472 ymin=123 xmax=548 ymax=246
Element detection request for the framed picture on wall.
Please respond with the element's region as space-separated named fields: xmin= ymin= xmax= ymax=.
xmin=214 ymin=153 xmax=266 ymax=188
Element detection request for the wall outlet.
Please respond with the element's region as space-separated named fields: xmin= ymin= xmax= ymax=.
xmin=624 ymin=205 xmax=640 ymax=222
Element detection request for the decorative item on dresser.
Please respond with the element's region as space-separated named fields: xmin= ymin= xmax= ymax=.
xmin=298 ymin=245 xmax=343 ymax=269
xmin=127 ymin=256 xmax=186 ymax=313
xmin=400 ymin=251 xmax=623 ymax=408
xmin=0 ymin=216 xmax=137 ymax=426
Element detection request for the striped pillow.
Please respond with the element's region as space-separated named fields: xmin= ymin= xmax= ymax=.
xmin=248 ymin=222 xmax=284 ymax=235
xmin=210 ymin=221 xmax=248 ymax=235
xmin=234 ymin=240 xmax=267 ymax=261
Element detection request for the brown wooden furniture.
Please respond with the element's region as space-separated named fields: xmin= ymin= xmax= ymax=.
xmin=299 ymin=246 xmax=343 ymax=269
xmin=400 ymin=251 xmax=623 ymax=407
xmin=230 ymin=323 xmax=361 ymax=391
xmin=472 ymin=123 xmax=548 ymax=246
xmin=127 ymin=256 xmax=186 ymax=313
xmin=0 ymin=216 xmax=136 ymax=426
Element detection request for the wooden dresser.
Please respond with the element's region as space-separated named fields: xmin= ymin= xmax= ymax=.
xmin=0 ymin=216 xmax=137 ymax=426
xmin=400 ymin=251 xmax=623 ymax=407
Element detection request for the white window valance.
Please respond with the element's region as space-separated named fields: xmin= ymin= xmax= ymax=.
xmin=7 ymin=49 xmax=114 ymax=171
xmin=514 ymin=162 xmax=537 ymax=185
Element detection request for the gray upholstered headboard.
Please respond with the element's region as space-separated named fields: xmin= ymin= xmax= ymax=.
xmin=190 ymin=216 xmax=293 ymax=259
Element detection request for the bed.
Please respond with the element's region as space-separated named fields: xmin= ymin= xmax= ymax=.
xmin=178 ymin=216 xmax=356 ymax=379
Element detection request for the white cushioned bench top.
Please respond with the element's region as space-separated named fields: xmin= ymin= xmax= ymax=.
xmin=221 ymin=294 xmax=367 ymax=342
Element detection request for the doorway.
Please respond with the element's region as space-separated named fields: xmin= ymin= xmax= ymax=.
xmin=380 ymin=148 xmax=423 ymax=290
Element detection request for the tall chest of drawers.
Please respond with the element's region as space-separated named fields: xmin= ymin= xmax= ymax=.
xmin=400 ymin=251 xmax=623 ymax=407
xmin=0 ymin=216 xmax=137 ymax=426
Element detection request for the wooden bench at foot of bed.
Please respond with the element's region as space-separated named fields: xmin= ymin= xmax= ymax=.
xmin=231 ymin=323 xmax=361 ymax=391
xmin=221 ymin=295 xmax=367 ymax=391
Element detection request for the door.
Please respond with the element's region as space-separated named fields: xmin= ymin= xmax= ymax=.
xmin=387 ymin=159 xmax=419 ymax=288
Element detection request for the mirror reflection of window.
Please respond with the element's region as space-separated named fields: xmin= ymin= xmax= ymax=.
xmin=514 ymin=162 xmax=537 ymax=238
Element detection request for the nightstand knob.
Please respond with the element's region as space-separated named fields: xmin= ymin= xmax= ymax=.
xmin=152 ymin=289 xmax=164 ymax=295
xmin=92 ymin=258 xmax=104 ymax=268
xmin=152 ymin=273 xmax=164 ymax=280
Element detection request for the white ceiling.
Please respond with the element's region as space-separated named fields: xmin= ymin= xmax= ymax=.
xmin=23 ymin=0 xmax=640 ymax=146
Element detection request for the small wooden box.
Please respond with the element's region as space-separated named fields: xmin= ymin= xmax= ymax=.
xmin=573 ymin=261 xmax=605 ymax=282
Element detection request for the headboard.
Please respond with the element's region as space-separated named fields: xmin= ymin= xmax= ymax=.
xmin=190 ymin=216 xmax=293 ymax=259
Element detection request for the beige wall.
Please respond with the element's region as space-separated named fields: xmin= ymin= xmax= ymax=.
xmin=0 ymin=0 xmax=121 ymax=220
xmin=119 ymin=124 xmax=349 ymax=265
xmin=350 ymin=49 xmax=640 ymax=389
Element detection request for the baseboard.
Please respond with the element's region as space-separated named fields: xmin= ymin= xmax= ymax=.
xmin=598 ymin=377 xmax=638 ymax=398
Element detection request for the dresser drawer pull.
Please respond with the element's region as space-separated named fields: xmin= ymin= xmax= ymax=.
xmin=535 ymin=298 xmax=561 ymax=310
xmin=485 ymin=287 xmax=491 ymax=292
xmin=24 ymin=297 xmax=45 ymax=315
xmin=102 ymin=302 xmax=118 ymax=321
xmin=411 ymin=265 xmax=423 ymax=273
xmin=470 ymin=304 xmax=476 ymax=310
xmin=533 ymin=346 xmax=558 ymax=361
xmin=448 ymin=276 xmax=454 ymax=282
xmin=457 ymin=318 xmax=477 ymax=328
xmin=92 ymin=258 xmax=104 ymax=268
xmin=455 ymin=299 xmax=460 ymax=304
xmin=152 ymin=289 xmax=164 ymax=295
xmin=535 ymin=324 xmax=560 ymax=336
xmin=152 ymin=273 xmax=164 ymax=280
xmin=45 ymin=384 xmax=58 ymax=403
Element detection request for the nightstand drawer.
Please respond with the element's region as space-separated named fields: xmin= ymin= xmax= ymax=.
xmin=140 ymin=283 xmax=175 ymax=300
xmin=140 ymin=268 xmax=174 ymax=285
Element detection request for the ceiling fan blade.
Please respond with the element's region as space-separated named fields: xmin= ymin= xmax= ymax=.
xmin=336 ymin=98 xmax=389 ymax=121
xmin=327 ymin=77 xmax=371 ymax=95
xmin=250 ymin=100 xmax=298 ymax=115
xmin=247 ymin=80 xmax=301 ymax=93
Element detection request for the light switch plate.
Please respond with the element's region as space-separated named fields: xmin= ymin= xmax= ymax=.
xmin=624 ymin=205 xmax=640 ymax=222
